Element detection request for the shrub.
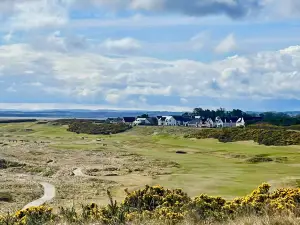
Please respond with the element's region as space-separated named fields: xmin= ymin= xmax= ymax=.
xmin=67 ymin=121 xmax=131 ymax=135
xmin=0 ymin=159 xmax=25 ymax=169
xmin=246 ymin=155 xmax=273 ymax=163
xmin=0 ymin=192 xmax=13 ymax=202
xmin=185 ymin=128 xmax=300 ymax=146
xmin=13 ymin=206 xmax=53 ymax=224
xmin=2 ymin=184 xmax=300 ymax=224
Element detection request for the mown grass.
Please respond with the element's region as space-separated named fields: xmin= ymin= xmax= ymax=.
xmin=2 ymin=123 xmax=300 ymax=199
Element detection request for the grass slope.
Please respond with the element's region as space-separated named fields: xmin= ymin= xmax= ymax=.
xmin=1 ymin=123 xmax=300 ymax=209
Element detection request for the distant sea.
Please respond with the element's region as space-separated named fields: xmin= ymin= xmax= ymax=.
xmin=0 ymin=110 xmax=183 ymax=120
xmin=0 ymin=117 xmax=106 ymax=121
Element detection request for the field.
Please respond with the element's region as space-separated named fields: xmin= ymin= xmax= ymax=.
xmin=1 ymin=122 xmax=300 ymax=214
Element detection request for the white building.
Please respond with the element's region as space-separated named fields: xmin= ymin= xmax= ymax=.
xmin=164 ymin=116 xmax=178 ymax=126
xmin=236 ymin=118 xmax=245 ymax=127
xmin=201 ymin=118 xmax=214 ymax=128
xmin=133 ymin=118 xmax=152 ymax=126
xmin=215 ymin=117 xmax=224 ymax=128
xmin=215 ymin=117 xmax=237 ymax=128
xmin=157 ymin=116 xmax=190 ymax=126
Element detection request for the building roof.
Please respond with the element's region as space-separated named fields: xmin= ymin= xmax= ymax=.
xmin=123 ymin=117 xmax=136 ymax=123
xmin=107 ymin=117 xmax=122 ymax=121
xmin=157 ymin=116 xmax=166 ymax=121
xmin=216 ymin=117 xmax=240 ymax=123
xmin=188 ymin=119 xmax=202 ymax=124
xmin=171 ymin=115 xmax=192 ymax=122
xmin=147 ymin=117 xmax=158 ymax=124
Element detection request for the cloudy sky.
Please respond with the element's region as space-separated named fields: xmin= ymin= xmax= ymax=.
xmin=0 ymin=0 xmax=300 ymax=111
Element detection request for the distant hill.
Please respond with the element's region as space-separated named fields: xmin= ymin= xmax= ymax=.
xmin=285 ymin=111 xmax=300 ymax=116
xmin=0 ymin=109 xmax=183 ymax=120
xmin=246 ymin=111 xmax=300 ymax=116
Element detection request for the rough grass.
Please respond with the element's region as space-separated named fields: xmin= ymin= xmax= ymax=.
xmin=67 ymin=120 xmax=131 ymax=135
xmin=185 ymin=127 xmax=300 ymax=146
xmin=0 ymin=159 xmax=25 ymax=169
xmin=1 ymin=123 xmax=300 ymax=212
xmin=3 ymin=183 xmax=300 ymax=225
xmin=0 ymin=192 xmax=13 ymax=202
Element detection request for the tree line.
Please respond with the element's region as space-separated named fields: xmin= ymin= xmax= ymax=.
xmin=183 ymin=108 xmax=300 ymax=126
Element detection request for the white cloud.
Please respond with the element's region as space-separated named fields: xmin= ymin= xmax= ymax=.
xmin=139 ymin=96 xmax=147 ymax=103
xmin=0 ymin=102 xmax=192 ymax=112
xmin=29 ymin=31 xmax=88 ymax=52
xmin=1 ymin=43 xmax=300 ymax=107
xmin=131 ymin=0 xmax=164 ymax=10
xmin=3 ymin=0 xmax=69 ymax=30
xmin=105 ymin=93 xmax=123 ymax=104
xmin=0 ymin=0 xmax=299 ymax=34
xmin=6 ymin=85 xmax=17 ymax=93
xmin=103 ymin=37 xmax=141 ymax=53
xmin=190 ymin=31 xmax=210 ymax=50
xmin=215 ymin=34 xmax=237 ymax=54
xmin=3 ymin=31 xmax=13 ymax=42
xmin=180 ymin=98 xmax=188 ymax=104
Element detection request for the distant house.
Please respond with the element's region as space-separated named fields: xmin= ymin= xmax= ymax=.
xmin=164 ymin=116 xmax=178 ymax=126
xmin=133 ymin=118 xmax=151 ymax=126
xmin=172 ymin=116 xmax=192 ymax=126
xmin=157 ymin=115 xmax=192 ymax=126
xmin=188 ymin=118 xmax=202 ymax=127
xmin=147 ymin=117 xmax=158 ymax=126
xmin=215 ymin=117 xmax=224 ymax=128
xmin=157 ymin=116 xmax=167 ymax=126
xmin=236 ymin=118 xmax=245 ymax=127
xmin=106 ymin=117 xmax=123 ymax=124
xmin=133 ymin=117 xmax=158 ymax=126
xmin=122 ymin=117 xmax=136 ymax=125
xmin=196 ymin=118 xmax=214 ymax=128
xmin=215 ymin=117 xmax=238 ymax=128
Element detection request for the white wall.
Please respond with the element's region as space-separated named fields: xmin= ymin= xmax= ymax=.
xmin=236 ymin=118 xmax=245 ymax=127
xmin=134 ymin=118 xmax=151 ymax=125
xmin=158 ymin=118 xmax=166 ymax=126
xmin=165 ymin=117 xmax=177 ymax=126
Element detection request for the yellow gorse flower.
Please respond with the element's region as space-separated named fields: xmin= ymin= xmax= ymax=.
xmin=2 ymin=184 xmax=300 ymax=224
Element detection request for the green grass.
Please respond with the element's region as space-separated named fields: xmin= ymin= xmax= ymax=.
xmin=2 ymin=123 xmax=300 ymax=199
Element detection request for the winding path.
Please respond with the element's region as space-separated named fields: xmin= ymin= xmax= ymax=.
xmin=73 ymin=168 xmax=88 ymax=177
xmin=22 ymin=182 xmax=56 ymax=210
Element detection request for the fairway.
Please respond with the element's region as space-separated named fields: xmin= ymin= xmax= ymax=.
xmin=1 ymin=122 xmax=300 ymax=212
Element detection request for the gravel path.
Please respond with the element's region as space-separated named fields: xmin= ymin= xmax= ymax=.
xmin=22 ymin=182 xmax=55 ymax=210
xmin=73 ymin=168 xmax=87 ymax=177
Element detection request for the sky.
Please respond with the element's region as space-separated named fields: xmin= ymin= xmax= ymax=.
xmin=0 ymin=0 xmax=300 ymax=112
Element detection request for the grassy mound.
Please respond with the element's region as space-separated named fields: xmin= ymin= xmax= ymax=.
xmin=185 ymin=128 xmax=300 ymax=146
xmin=246 ymin=154 xmax=273 ymax=163
xmin=2 ymin=184 xmax=300 ymax=225
xmin=288 ymin=125 xmax=300 ymax=131
xmin=67 ymin=121 xmax=131 ymax=135
xmin=0 ymin=192 xmax=13 ymax=202
xmin=0 ymin=159 xmax=25 ymax=169
xmin=52 ymin=119 xmax=103 ymax=126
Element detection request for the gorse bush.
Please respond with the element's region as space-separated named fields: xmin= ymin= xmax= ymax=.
xmin=185 ymin=128 xmax=300 ymax=146
xmin=0 ymin=206 xmax=53 ymax=225
xmin=0 ymin=192 xmax=13 ymax=202
xmin=2 ymin=184 xmax=300 ymax=225
xmin=248 ymin=123 xmax=284 ymax=130
xmin=67 ymin=121 xmax=131 ymax=135
xmin=288 ymin=125 xmax=300 ymax=131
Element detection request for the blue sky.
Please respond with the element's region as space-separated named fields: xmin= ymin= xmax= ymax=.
xmin=0 ymin=0 xmax=300 ymax=112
